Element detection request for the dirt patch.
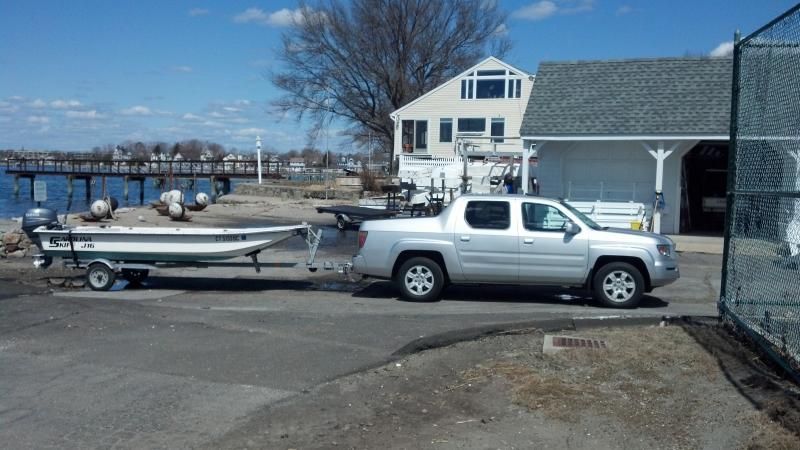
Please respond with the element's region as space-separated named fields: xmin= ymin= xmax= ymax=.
xmin=209 ymin=322 xmax=800 ymax=449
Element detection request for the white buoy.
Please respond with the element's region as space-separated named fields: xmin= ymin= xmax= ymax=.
xmin=168 ymin=202 xmax=186 ymax=219
xmin=168 ymin=189 xmax=184 ymax=205
xmin=90 ymin=199 xmax=110 ymax=219
xmin=195 ymin=192 xmax=209 ymax=206
xmin=159 ymin=192 xmax=169 ymax=204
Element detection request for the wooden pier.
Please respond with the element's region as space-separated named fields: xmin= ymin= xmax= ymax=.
xmin=4 ymin=158 xmax=284 ymax=204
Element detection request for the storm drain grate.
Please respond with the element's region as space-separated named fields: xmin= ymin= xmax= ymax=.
xmin=543 ymin=335 xmax=609 ymax=353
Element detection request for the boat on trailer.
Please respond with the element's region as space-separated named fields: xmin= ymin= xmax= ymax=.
xmin=22 ymin=208 xmax=340 ymax=291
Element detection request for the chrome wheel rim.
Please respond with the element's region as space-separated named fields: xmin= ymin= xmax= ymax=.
xmin=602 ymin=270 xmax=636 ymax=303
xmin=404 ymin=265 xmax=434 ymax=296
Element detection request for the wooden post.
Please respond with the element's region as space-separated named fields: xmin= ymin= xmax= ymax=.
xmin=644 ymin=141 xmax=677 ymax=234
xmin=29 ymin=176 xmax=35 ymax=199
xmin=85 ymin=177 xmax=92 ymax=203
xmin=210 ymin=176 xmax=217 ymax=199
xmin=139 ymin=178 xmax=145 ymax=205
xmin=13 ymin=174 xmax=19 ymax=197
xmin=67 ymin=175 xmax=74 ymax=199
xmin=101 ymin=176 xmax=107 ymax=198
xmin=123 ymin=176 xmax=129 ymax=202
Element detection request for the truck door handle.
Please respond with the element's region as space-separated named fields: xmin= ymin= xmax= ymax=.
xmin=460 ymin=235 xmax=471 ymax=242
xmin=523 ymin=238 xmax=534 ymax=244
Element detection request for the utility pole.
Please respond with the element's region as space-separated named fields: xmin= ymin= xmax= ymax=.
xmin=256 ymin=135 xmax=262 ymax=184
xmin=368 ymin=130 xmax=372 ymax=174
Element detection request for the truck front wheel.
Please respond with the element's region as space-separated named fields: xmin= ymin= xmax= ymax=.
xmin=395 ymin=257 xmax=444 ymax=302
xmin=592 ymin=262 xmax=644 ymax=308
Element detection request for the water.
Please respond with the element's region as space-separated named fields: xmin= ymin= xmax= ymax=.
xmin=0 ymin=172 xmax=244 ymax=219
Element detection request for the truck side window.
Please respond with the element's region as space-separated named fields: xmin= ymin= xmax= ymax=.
xmin=465 ymin=201 xmax=510 ymax=230
xmin=522 ymin=203 xmax=568 ymax=232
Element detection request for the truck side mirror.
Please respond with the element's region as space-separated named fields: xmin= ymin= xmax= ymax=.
xmin=565 ymin=222 xmax=581 ymax=235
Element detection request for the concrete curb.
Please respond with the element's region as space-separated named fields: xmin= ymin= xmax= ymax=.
xmin=392 ymin=314 xmax=719 ymax=357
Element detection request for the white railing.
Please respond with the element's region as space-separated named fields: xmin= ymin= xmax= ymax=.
xmin=397 ymin=154 xmax=461 ymax=169
xmin=566 ymin=181 xmax=653 ymax=203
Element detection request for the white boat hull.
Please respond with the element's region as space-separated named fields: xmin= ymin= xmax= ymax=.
xmin=35 ymin=224 xmax=309 ymax=262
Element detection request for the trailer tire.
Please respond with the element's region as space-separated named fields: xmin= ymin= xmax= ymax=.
xmin=87 ymin=263 xmax=116 ymax=291
xmin=336 ymin=215 xmax=348 ymax=231
xmin=122 ymin=269 xmax=149 ymax=284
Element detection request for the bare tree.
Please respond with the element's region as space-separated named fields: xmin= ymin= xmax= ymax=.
xmin=272 ymin=0 xmax=510 ymax=155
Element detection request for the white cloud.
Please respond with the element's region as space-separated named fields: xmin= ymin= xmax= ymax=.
xmin=710 ymin=41 xmax=734 ymax=57
xmin=234 ymin=99 xmax=252 ymax=106
xmin=121 ymin=105 xmax=153 ymax=116
xmin=182 ymin=113 xmax=204 ymax=121
xmin=513 ymin=1 xmax=557 ymax=20
xmin=234 ymin=127 xmax=266 ymax=136
xmin=188 ymin=8 xmax=209 ymax=16
xmin=172 ymin=65 xmax=193 ymax=73
xmin=616 ymin=5 xmax=633 ymax=15
xmin=493 ymin=24 xmax=509 ymax=37
xmin=51 ymin=99 xmax=82 ymax=109
xmin=223 ymin=106 xmax=242 ymax=112
xmin=208 ymin=111 xmax=226 ymax=118
xmin=202 ymin=120 xmax=225 ymax=128
xmin=8 ymin=95 xmax=24 ymax=101
xmin=65 ymin=110 xmax=103 ymax=119
xmin=512 ymin=0 xmax=593 ymax=21
xmin=29 ymin=99 xmax=47 ymax=108
xmin=27 ymin=115 xmax=50 ymax=124
xmin=233 ymin=7 xmax=308 ymax=27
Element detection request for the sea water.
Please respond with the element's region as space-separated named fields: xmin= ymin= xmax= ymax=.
xmin=0 ymin=173 xmax=241 ymax=219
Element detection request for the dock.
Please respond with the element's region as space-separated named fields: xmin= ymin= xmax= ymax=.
xmin=4 ymin=158 xmax=284 ymax=203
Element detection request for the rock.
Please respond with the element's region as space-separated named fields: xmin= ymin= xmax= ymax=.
xmin=49 ymin=278 xmax=66 ymax=287
xmin=3 ymin=231 xmax=22 ymax=246
xmin=4 ymin=243 xmax=18 ymax=254
xmin=69 ymin=278 xmax=86 ymax=288
xmin=6 ymin=249 xmax=26 ymax=258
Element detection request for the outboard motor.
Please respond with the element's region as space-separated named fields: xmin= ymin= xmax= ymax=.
xmin=22 ymin=208 xmax=60 ymax=269
xmin=22 ymin=208 xmax=60 ymax=244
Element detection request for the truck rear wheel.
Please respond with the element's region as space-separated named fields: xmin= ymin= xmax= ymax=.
xmin=592 ymin=262 xmax=644 ymax=308
xmin=395 ymin=257 xmax=444 ymax=302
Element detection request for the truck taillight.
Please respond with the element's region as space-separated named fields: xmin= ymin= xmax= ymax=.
xmin=358 ymin=231 xmax=368 ymax=249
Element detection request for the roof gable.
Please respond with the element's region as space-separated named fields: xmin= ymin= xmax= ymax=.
xmin=390 ymin=56 xmax=531 ymax=117
xmin=520 ymin=57 xmax=733 ymax=138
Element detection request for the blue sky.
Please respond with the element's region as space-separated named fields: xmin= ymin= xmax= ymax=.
xmin=0 ymin=0 xmax=796 ymax=152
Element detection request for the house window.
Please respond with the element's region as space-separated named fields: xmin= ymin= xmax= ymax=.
xmin=415 ymin=120 xmax=428 ymax=149
xmin=439 ymin=118 xmax=452 ymax=143
xmin=476 ymin=79 xmax=506 ymax=99
xmin=457 ymin=118 xmax=485 ymax=133
xmin=460 ymin=80 xmax=467 ymax=99
xmin=477 ymin=69 xmax=506 ymax=76
xmin=491 ymin=118 xmax=505 ymax=143
xmin=515 ymin=79 xmax=522 ymax=98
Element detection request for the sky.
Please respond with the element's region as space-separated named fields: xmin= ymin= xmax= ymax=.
xmin=0 ymin=0 xmax=796 ymax=153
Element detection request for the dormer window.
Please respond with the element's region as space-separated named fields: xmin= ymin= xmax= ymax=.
xmin=460 ymin=68 xmax=523 ymax=100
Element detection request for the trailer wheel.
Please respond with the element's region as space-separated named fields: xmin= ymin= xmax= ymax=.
xmin=336 ymin=215 xmax=348 ymax=231
xmin=121 ymin=269 xmax=149 ymax=284
xmin=87 ymin=263 xmax=116 ymax=291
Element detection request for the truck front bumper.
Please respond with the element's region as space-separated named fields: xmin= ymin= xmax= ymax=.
xmin=651 ymin=260 xmax=680 ymax=287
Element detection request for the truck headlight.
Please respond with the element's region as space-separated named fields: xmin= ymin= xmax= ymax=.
xmin=657 ymin=244 xmax=671 ymax=257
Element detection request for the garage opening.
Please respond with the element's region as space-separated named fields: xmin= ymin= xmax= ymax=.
xmin=680 ymin=141 xmax=729 ymax=234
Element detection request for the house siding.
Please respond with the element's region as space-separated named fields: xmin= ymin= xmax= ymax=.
xmin=392 ymin=58 xmax=534 ymax=159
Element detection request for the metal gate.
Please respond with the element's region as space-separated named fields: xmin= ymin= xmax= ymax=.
xmin=722 ymin=4 xmax=800 ymax=377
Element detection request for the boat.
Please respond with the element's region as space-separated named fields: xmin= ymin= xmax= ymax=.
xmin=33 ymin=224 xmax=310 ymax=262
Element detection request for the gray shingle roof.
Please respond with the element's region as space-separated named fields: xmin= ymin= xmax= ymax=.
xmin=520 ymin=57 xmax=733 ymax=137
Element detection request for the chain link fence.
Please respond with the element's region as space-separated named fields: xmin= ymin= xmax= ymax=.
xmin=722 ymin=5 xmax=800 ymax=377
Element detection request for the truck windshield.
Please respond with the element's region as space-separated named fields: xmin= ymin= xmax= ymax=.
xmin=559 ymin=201 xmax=604 ymax=230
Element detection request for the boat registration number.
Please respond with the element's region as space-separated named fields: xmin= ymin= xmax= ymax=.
xmin=215 ymin=235 xmax=245 ymax=242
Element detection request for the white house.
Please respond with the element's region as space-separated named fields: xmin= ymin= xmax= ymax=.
xmin=288 ymin=157 xmax=306 ymax=172
xmin=519 ymin=57 xmax=733 ymax=235
xmin=390 ymin=56 xmax=534 ymax=160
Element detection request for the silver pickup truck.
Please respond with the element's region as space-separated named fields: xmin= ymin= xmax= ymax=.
xmin=352 ymin=194 xmax=679 ymax=308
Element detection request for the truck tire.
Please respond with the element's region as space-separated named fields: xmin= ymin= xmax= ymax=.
xmin=395 ymin=257 xmax=445 ymax=302
xmin=592 ymin=262 xmax=644 ymax=308
xmin=336 ymin=215 xmax=347 ymax=231
xmin=87 ymin=263 xmax=116 ymax=291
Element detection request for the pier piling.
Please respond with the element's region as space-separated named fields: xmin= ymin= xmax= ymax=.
xmin=13 ymin=174 xmax=19 ymax=197
xmin=139 ymin=178 xmax=145 ymax=205
xmin=123 ymin=176 xmax=129 ymax=202
xmin=85 ymin=177 xmax=91 ymax=203
xmin=210 ymin=176 xmax=217 ymax=199
xmin=29 ymin=176 xmax=35 ymax=199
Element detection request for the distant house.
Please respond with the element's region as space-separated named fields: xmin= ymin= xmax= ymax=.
xmin=390 ymin=56 xmax=535 ymax=160
xmin=200 ymin=148 xmax=213 ymax=161
xmin=172 ymin=152 xmax=184 ymax=161
xmin=112 ymin=146 xmax=130 ymax=161
xmin=519 ymin=57 xmax=733 ymax=234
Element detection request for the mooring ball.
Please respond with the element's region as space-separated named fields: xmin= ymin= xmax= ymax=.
xmin=108 ymin=197 xmax=119 ymax=211
xmin=195 ymin=192 xmax=209 ymax=206
xmin=90 ymin=200 xmax=110 ymax=219
xmin=160 ymin=192 xmax=169 ymax=204
xmin=168 ymin=202 xmax=185 ymax=219
xmin=168 ymin=189 xmax=184 ymax=205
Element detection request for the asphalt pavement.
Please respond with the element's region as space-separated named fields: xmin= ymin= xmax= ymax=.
xmin=0 ymin=251 xmax=721 ymax=449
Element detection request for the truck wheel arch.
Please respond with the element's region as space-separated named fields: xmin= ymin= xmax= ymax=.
xmin=590 ymin=255 xmax=651 ymax=291
xmin=392 ymin=250 xmax=450 ymax=283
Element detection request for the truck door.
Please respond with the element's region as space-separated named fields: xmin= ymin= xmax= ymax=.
xmin=454 ymin=200 xmax=519 ymax=282
xmin=518 ymin=202 xmax=589 ymax=284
